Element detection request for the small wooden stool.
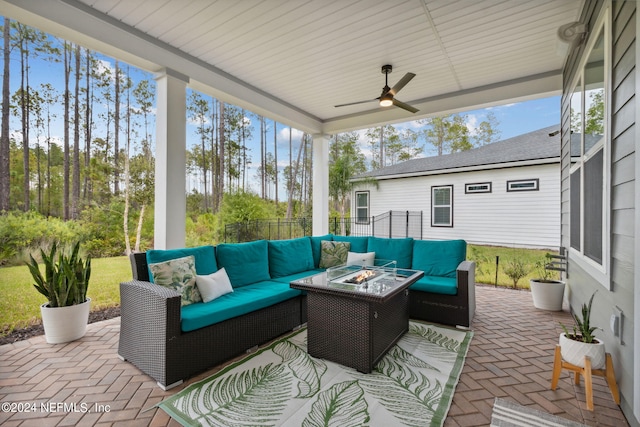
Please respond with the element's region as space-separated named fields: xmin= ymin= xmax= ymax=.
xmin=550 ymin=344 xmax=620 ymax=410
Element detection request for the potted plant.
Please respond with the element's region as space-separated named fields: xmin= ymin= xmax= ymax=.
xmin=26 ymin=242 xmax=92 ymax=344
xmin=530 ymin=253 xmax=565 ymax=311
xmin=559 ymin=291 xmax=605 ymax=369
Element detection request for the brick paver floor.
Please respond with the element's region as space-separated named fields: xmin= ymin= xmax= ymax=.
xmin=0 ymin=286 xmax=631 ymax=426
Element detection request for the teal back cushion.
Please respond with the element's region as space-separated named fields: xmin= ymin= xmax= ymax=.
xmin=367 ymin=237 xmax=414 ymax=269
xmin=216 ymin=240 xmax=270 ymax=287
xmin=268 ymin=237 xmax=314 ymax=278
xmin=146 ymin=245 xmax=217 ymax=283
xmin=412 ymin=239 xmax=466 ymax=278
xmin=309 ymin=234 xmax=333 ymax=268
xmin=333 ymin=235 xmax=368 ymax=253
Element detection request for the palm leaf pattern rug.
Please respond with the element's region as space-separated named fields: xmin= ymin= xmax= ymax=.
xmin=157 ymin=321 xmax=473 ymax=427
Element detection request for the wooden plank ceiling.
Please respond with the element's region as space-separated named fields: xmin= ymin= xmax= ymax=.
xmin=2 ymin=0 xmax=584 ymax=133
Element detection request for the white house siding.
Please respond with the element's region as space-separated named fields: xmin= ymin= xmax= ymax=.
xmin=560 ymin=1 xmax=638 ymax=424
xmin=355 ymin=163 xmax=560 ymax=250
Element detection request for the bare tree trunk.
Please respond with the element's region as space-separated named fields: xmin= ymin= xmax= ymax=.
xmin=210 ymin=98 xmax=218 ymax=212
xmin=0 ymin=18 xmax=11 ymax=212
xmin=273 ymin=119 xmax=278 ymax=204
xmin=122 ymin=70 xmax=131 ymax=255
xmin=218 ymin=102 xmax=225 ymax=209
xmin=135 ymin=204 xmax=145 ymax=252
xmin=260 ymin=116 xmax=265 ymax=198
xmin=286 ymin=127 xmax=293 ymax=219
xmin=83 ymin=49 xmax=92 ymax=203
xmin=72 ymin=44 xmax=81 ymax=219
xmin=63 ymin=42 xmax=71 ymax=220
xmin=20 ymin=27 xmax=30 ymax=211
xmin=113 ymin=61 xmax=120 ymax=195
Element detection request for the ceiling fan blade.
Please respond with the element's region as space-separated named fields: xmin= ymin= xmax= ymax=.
xmin=334 ymin=99 xmax=376 ymax=108
xmin=393 ymin=99 xmax=419 ymax=113
xmin=388 ymin=72 xmax=416 ymax=96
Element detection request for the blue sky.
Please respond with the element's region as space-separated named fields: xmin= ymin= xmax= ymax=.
xmin=6 ymin=32 xmax=561 ymax=195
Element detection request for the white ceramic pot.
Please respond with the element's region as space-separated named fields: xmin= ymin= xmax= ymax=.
xmin=40 ymin=298 xmax=91 ymax=344
xmin=530 ymin=279 xmax=565 ymax=311
xmin=559 ymin=332 xmax=605 ymax=369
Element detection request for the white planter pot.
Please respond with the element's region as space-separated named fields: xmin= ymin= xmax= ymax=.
xmin=530 ymin=279 xmax=565 ymax=311
xmin=40 ymin=298 xmax=91 ymax=344
xmin=559 ymin=332 xmax=605 ymax=369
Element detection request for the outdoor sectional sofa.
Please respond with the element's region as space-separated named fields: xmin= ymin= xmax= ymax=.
xmin=119 ymin=235 xmax=475 ymax=389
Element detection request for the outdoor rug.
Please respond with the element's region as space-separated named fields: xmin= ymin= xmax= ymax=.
xmin=157 ymin=321 xmax=473 ymax=427
xmin=491 ymin=398 xmax=588 ymax=427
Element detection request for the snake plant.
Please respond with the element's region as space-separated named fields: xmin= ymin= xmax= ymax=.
xmin=26 ymin=242 xmax=91 ymax=307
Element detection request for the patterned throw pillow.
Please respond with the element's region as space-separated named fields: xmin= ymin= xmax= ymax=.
xmin=149 ymin=255 xmax=202 ymax=306
xmin=319 ymin=240 xmax=350 ymax=268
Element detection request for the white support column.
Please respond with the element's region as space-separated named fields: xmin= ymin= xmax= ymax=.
xmin=154 ymin=69 xmax=188 ymax=249
xmin=312 ymin=134 xmax=329 ymax=236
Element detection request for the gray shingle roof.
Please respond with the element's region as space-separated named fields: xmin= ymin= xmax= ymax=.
xmin=356 ymin=124 xmax=561 ymax=179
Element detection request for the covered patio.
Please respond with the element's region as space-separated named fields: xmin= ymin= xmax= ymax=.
xmin=0 ymin=286 xmax=629 ymax=426
xmin=1 ymin=0 xmax=638 ymax=425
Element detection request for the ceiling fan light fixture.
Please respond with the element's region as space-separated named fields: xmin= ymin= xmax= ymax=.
xmin=379 ymin=95 xmax=393 ymax=107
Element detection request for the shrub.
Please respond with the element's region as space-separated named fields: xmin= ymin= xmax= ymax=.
xmin=502 ymin=258 xmax=530 ymax=289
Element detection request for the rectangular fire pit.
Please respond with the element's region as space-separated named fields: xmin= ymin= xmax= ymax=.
xmin=290 ymin=264 xmax=423 ymax=373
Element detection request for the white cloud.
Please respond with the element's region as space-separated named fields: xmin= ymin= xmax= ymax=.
xmin=278 ymin=127 xmax=304 ymax=142
xmin=95 ymin=59 xmax=116 ymax=80
xmin=466 ymin=114 xmax=479 ymax=136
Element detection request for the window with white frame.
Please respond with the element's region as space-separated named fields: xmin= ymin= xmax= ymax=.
xmin=355 ymin=191 xmax=369 ymax=224
xmin=431 ymin=185 xmax=453 ymax=227
xmin=507 ymin=179 xmax=539 ymax=192
xmin=465 ymin=182 xmax=491 ymax=193
xmin=568 ymin=14 xmax=609 ymax=283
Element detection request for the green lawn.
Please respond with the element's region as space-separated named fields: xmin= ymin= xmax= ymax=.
xmin=0 ymin=256 xmax=130 ymax=336
xmin=468 ymin=244 xmax=560 ymax=288
xmin=1 ymin=244 xmax=559 ymax=337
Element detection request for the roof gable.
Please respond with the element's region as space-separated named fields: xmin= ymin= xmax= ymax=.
xmin=357 ymin=124 xmax=561 ymax=179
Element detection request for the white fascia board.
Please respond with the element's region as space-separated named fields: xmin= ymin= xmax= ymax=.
xmin=2 ymin=0 xmax=323 ymax=135
xmin=351 ymin=158 xmax=561 ymax=182
xmin=323 ymin=71 xmax=562 ymax=135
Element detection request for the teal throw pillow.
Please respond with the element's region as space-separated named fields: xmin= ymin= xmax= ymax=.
xmin=333 ymin=235 xmax=368 ymax=253
xmin=148 ymin=255 xmax=202 ymax=306
xmin=318 ymin=240 xmax=350 ymax=268
xmin=216 ymin=240 xmax=270 ymax=287
xmin=367 ymin=237 xmax=414 ymax=268
xmin=268 ymin=237 xmax=314 ymax=278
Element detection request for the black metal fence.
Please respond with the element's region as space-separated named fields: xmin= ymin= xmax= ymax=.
xmin=223 ymin=218 xmax=312 ymax=243
xmin=224 ymin=211 xmax=423 ymax=242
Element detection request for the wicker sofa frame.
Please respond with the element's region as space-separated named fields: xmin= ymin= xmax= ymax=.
xmin=118 ymin=253 xmax=307 ymax=390
xmin=119 ymin=241 xmax=475 ymax=389
xmin=409 ymin=260 xmax=476 ymax=328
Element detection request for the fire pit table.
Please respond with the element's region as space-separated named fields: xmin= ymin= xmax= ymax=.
xmin=290 ymin=263 xmax=423 ymax=373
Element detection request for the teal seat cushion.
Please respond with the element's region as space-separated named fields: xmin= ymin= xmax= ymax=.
xmin=410 ymin=276 xmax=457 ymax=295
xmin=269 ymin=269 xmax=325 ymax=284
xmin=268 ymin=237 xmax=314 ymax=278
xmin=412 ymin=239 xmax=466 ymax=278
xmin=309 ymin=234 xmax=333 ymax=268
xmin=216 ymin=240 xmax=270 ymax=287
xmin=367 ymin=237 xmax=414 ymax=268
xmin=333 ymin=235 xmax=368 ymax=253
xmin=180 ymin=281 xmax=302 ymax=332
xmin=146 ymin=245 xmax=217 ymax=283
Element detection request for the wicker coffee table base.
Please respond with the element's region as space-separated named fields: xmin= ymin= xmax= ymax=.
xmin=305 ymin=288 xmax=410 ymax=373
